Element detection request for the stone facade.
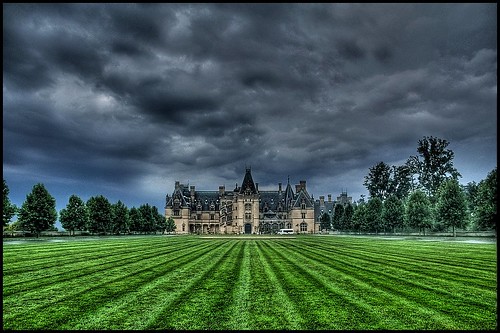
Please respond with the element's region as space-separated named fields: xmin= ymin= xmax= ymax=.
xmin=165 ymin=168 xmax=317 ymax=234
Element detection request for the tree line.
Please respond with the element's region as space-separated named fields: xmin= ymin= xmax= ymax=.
xmin=3 ymin=136 xmax=496 ymax=237
xmin=319 ymin=136 xmax=496 ymax=236
xmin=3 ymin=183 xmax=176 ymax=237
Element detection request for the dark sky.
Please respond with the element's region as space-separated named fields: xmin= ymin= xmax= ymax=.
xmin=3 ymin=4 xmax=497 ymax=229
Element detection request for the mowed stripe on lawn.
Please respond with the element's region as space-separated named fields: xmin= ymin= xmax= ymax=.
xmin=276 ymin=238 xmax=496 ymax=329
xmin=2 ymin=235 xmax=497 ymax=330
xmin=3 ymin=237 xmax=205 ymax=329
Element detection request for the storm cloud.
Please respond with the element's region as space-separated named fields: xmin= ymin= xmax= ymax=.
xmin=3 ymin=3 xmax=497 ymax=220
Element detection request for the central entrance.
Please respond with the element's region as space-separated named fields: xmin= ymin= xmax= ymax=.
xmin=244 ymin=223 xmax=252 ymax=234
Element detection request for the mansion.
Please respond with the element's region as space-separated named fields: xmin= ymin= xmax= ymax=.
xmin=165 ymin=168 xmax=352 ymax=234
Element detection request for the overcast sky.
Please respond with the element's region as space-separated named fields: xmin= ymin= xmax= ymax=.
xmin=3 ymin=3 xmax=497 ymax=228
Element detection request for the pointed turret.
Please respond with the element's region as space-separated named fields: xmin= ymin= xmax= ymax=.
xmin=239 ymin=168 xmax=258 ymax=194
xmin=284 ymin=176 xmax=294 ymax=209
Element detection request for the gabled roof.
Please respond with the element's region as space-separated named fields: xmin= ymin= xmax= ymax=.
xmin=167 ymin=183 xmax=190 ymax=207
xmin=292 ymin=188 xmax=314 ymax=208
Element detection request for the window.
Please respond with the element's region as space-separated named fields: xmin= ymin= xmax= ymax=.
xmin=300 ymin=222 xmax=307 ymax=232
xmin=245 ymin=203 xmax=252 ymax=211
xmin=245 ymin=213 xmax=251 ymax=221
xmin=210 ymin=214 xmax=215 ymax=220
xmin=174 ymin=210 xmax=180 ymax=216
xmin=301 ymin=212 xmax=306 ymax=219
xmin=182 ymin=224 xmax=185 ymax=232
xmin=301 ymin=203 xmax=306 ymax=210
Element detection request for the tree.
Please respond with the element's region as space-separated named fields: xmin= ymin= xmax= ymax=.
xmin=352 ymin=202 xmax=367 ymax=233
xmin=152 ymin=206 xmax=166 ymax=234
xmin=463 ymin=181 xmax=479 ymax=227
xmin=365 ymin=197 xmax=383 ymax=233
xmin=86 ymin=195 xmax=113 ymax=235
xmin=364 ymin=162 xmax=392 ymax=200
xmin=165 ymin=216 xmax=176 ymax=233
xmin=382 ymin=195 xmax=405 ymax=233
xmin=436 ymin=179 xmax=468 ymax=237
xmin=474 ymin=168 xmax=497 ymax=232
xmin=332 ymin=203 xmax=344 ymax=230
xmin=390 ymin=164 xmax=413 ymax=200
xmin=18 ymin=183 xmax=57 ymax=237
xmin=415 ymin=136 xmax=461 ymax=200
xmin=129 ymin=207 xmax=144 ymax=234
xmin=405 ymin=155 xmax=423 ymax=192
xmin=406 ymin=190 xmax=432 ymax=235
xmin=59 ymin=195 xmax=89 ymax=236
xmin=3 ymin=179 xmax=17 ymax=227
xmin=319 ymin=212 xmax=331 ymax=232
xmin=139 ymin=204 xmax=156 ymax=234
xmin=111 ymin=200 xmax=130 ymax=234
xmin=342 ymin=203 xmax=354 ymax=231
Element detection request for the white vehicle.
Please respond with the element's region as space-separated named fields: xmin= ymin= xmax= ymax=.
xmin=278 ymin=228 xmax=294 ymax=235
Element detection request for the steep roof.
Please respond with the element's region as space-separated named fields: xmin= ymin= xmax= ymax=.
xmin=166 ymin=183 xmax=190 ymax=207
xmin=314 ymin=200 xmax=335 ymax=221
xmin=193 ymin=191 xmax=220 ymax=211
xmin=292 ymin=187 xmax=314 ymax=208
xmin=239 ymin=168 xmax=257 ymax=194
xmin=259 ymin=191 xmax=285 ymax=212
xmin=284 ymin=179 xmax=295 ymax=209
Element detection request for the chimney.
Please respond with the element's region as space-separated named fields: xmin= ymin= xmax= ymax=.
xmin=320 ymin=196 xmax=325 ymax=206
xmin=300 ymin=180 xmax=306 ymax=191
xmin=295 ymin=184 xmax=301 ymax=193
xmin=219 ymin=185 xmax=225 ymax=195
xmin=175 ymin=181 xmax=180 ymax=189
xmin=255 ymin=183 xmax=259 ymax=192
xmin=328 ymin=194 xmax=332 ymax=202
xmin=278 ymin=182 xmax=282 ymax=192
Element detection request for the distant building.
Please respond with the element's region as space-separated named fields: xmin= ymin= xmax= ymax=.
xmin=165 ymin=168 xmax=317 ymax=234
xmin=313 ymin=191 xmax=353 ymax=229
xmin=165 ymin=168 xmax=353 ymax=235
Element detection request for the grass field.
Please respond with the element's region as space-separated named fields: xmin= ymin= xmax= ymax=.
xmin=3 ymin=235 xmax=497 ymax=330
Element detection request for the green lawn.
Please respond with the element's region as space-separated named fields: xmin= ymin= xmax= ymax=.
xmin=2 ymin=235 xmax=497 ymax=330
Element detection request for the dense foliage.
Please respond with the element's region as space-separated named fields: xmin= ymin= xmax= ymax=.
xmin=60 ymin=195 xmax=89 ymax=235
xmin=111 ymin=200 xmax=130 ymax=234
xmin=319 ymin=212 xmax=331 ymax=231
xmin=435 ymin=179 xmax=468 ymax=236
xmin=86 ymin=195 xmax=113 ymax=235
xmin=405 ymin=190 xmax=432 ymax=235
xmin=381 ymin=195 xmax=405 ymax=233
xmin=474 ymin=168 xmax=497 ymax=231
xmin=3 ymin=179 xmax=17 ymax=227
xmin=17 ymin=183 xmax=57 ymax=237
xmin=358 ymin=136 xmax=495 ymax=235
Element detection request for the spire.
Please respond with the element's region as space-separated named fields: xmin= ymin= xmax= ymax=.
xmin=239 ymin=168 xmax=257 ymax=194
xmin=284 ymin=178 xmax=294 ymax=209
